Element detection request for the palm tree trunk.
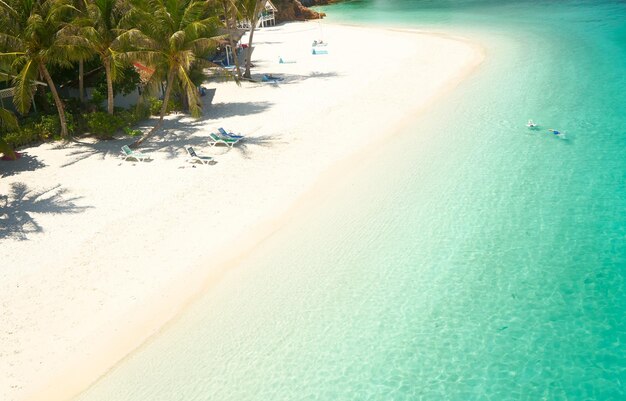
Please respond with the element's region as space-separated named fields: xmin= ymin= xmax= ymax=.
xmin=223 ymin=1 xmax=241 ymax=80
xmin=228 ymin=22 xmax=242 ymax=80
xmin=39 ymin=63 xmax=69 ymax=138
xmin=244 ymin=26 xmax=256 ymax=79
xmin=156 ymin=69 xmax=175 ymax=126
xmin=228 ymin=18 xmax=241 ymax=80
xmin=244 ymin=0 xmax=264 ymax=79
xmin=132 ymin=68 xmax=175 ymax=147
xmin=104 ymin=58 xmax=115 ymax=114
xmin=79 ymin=58 xmax=84 ymax=105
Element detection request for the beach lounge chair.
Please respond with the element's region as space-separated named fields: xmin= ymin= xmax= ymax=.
xmin=208 ymin=132 xmax=241 ymax=148
xmin=223 ymin=64 xmax=234 ymax=72
xmin=218 ymin=127 xmax=244 ymax=139
xmin=120 ymin=145 xmax=151 ymax=162
xmin=186 ymin=147 xmax=214 ymax=165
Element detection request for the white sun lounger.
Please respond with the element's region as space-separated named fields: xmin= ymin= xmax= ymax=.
xmin=120 ymin=145 xmax=151 ymax=162
xmin=186 ymin=147 xmax=214 ymax=165
xmin=208 ymin=132 xmax=241 ymax=148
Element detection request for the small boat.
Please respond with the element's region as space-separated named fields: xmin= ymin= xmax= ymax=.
xmin=526 ymin=119 xmax=538 ymax=128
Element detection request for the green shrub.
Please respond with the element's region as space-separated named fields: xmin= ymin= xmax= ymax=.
xmin=33 ymin=114 xmax=75 ymax=138
xmin=123 ymin=127 xmax=143 ymax=137
xmin=45 ymin=93 xmax=55 ymax=110
xmin=148 ymin=97 xmax=163 ymax=115
xmin=2 ymin=113 xmax=76 ymax=148
xmin=85 ymin=112 xmax=125 ymax=139
xmin=65 ymin=113 xmax=76 ymax=136
xmin=117 ymin=110 xmax=136 ymax=126
xmin=2 ymin=125 xmax=40 ymax=148
xmin=147 ymin=97 xmax=182 ymax=116
xmin=36 ymin=115 xmax=59 ymax=138
xmin=0 ymin=137 xmax=14 ymax=157
xmin=133 ymin=104 xmax=151 ymax=120
xmin=83 ymin=106 xmax=150 ymax=139
xmin=168 ymin=97 xmax=183 ymax=113
xmin=1 ymin=104 xmax=149 ymax=148
xmin=124 ymin=104 xmax=150 ymax=123
xmin=91 ymin=88 xmax=106 ymax=109
xmin=71 ymin=112 xmax=88 ymax=136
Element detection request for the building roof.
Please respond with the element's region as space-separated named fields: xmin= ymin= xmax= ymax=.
xmin=265 ymin=0 xmax=278 ymax=12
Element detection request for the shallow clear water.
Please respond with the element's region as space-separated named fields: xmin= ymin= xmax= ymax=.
xmin=76 ymin=1 xmax=626 ymax=400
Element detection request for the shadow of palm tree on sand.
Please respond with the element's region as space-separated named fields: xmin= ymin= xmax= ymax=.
xmin=0 ymin=152 xmax=46 ymax=178
xmin=204 ymin=101 xmax=273 ymax=119
xmin=53 ymin=140 xmax=122 ymax=167
xmin=0 ymin=183 xmax=91 ymax=241
xmin=233 ymin=135 xmax=285 ymax=159
xmin=249 ymin=71 xmax=340 ymax=88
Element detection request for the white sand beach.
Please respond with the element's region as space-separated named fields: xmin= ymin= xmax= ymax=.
xmin=0 ymin=22 xmax=483 ymax=401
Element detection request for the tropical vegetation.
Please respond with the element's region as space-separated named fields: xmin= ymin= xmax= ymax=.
xmin=0 ymin=106 xmax=18 ymax=159
xmin=0 ymin=0 xmax=285 ymax=155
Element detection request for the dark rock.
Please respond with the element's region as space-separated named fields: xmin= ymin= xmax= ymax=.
xmin=272 ymin=0 xmax=328 ymax=22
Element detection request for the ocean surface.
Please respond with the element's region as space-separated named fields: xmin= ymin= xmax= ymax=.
xmin=76 ymin=1 xmax=626 ymax=400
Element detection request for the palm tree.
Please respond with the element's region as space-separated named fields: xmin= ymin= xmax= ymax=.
xmin=239 ymin=0 xmax=264 ymax=79
xmin=0 ymin=0 xmax=88 ymax=138
xmin=71 ymin=0 xmax=87 ymax=105
xmin=79 ymin=0 xmax=130 ymax=114
xmin=124 ymin=0 xmax=220 ymax=147
xmin=220 ymin=0 xmax=242 ymax=80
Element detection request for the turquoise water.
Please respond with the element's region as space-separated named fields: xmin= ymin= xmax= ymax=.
xmin=76 ymin=1 xmax=626 ymax=400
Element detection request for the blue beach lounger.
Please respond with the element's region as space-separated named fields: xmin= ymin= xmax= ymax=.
xmin=120 ymin=145 xmax=151 ymax=162
xmin=218 ymin=127 xmax=244 ymax=139
xmin=312 ymin=48 xmax=328 ymax=55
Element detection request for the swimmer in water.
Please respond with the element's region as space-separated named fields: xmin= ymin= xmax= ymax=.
xmin=549 ymin=129 xmax=561 ymax=135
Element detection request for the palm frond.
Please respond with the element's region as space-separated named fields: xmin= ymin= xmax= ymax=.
xmin=12 ymin=58 xmax=38 ymax=114
xmin=0 ymin=107 xmax=18 ymax=130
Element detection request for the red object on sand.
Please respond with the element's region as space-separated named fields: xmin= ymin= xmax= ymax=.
xmin=1 ymin=151 xmax=21 ymax=161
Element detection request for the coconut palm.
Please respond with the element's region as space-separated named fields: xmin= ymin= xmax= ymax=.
xmin=78 ymin=0 xmax=130 ymax=114
xmin=124 ymin=0 xmax=220 ymax=147
xmin=239 ymin=0 xmax=264 ymax=79
xmin=71 ymin=0 xmax=87 ymax=105
xmin=220 ymin=0 xmax=243 ymax=80
xmin=0 ymin=0 xmax=88 ymax=138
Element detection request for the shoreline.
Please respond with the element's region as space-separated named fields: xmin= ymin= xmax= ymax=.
xmin=1 ymin=21 xmax=484 ymax=401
